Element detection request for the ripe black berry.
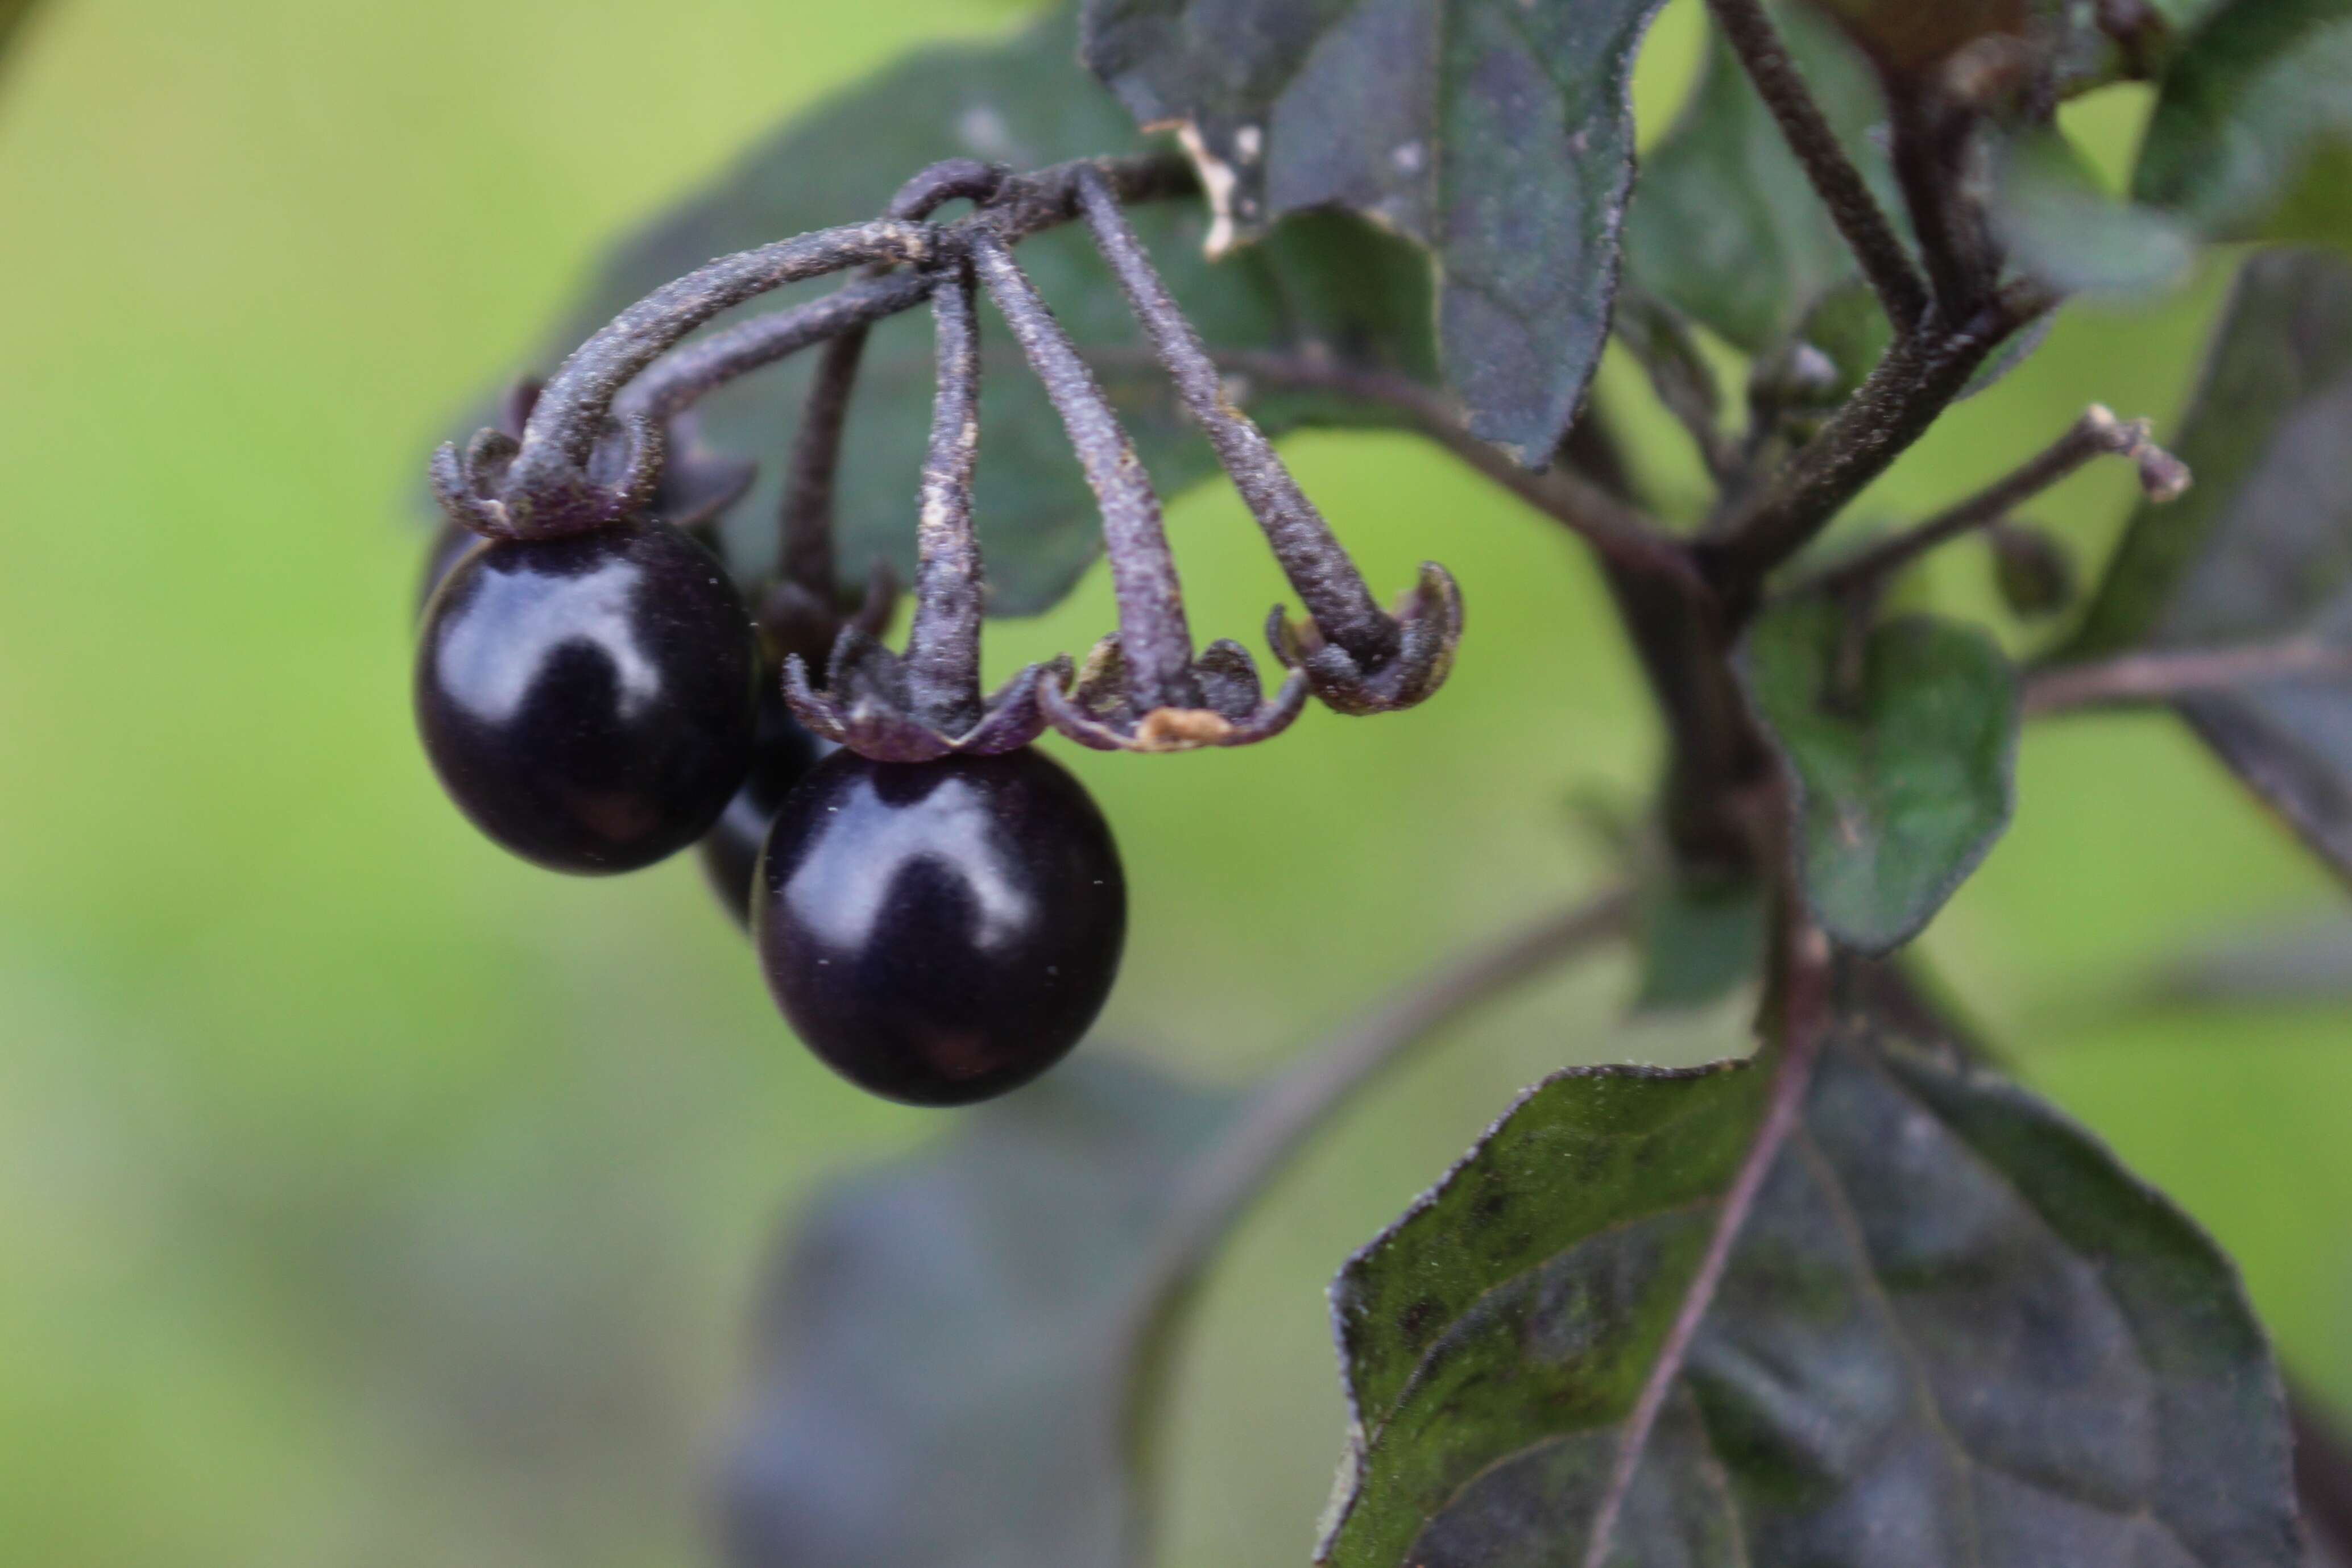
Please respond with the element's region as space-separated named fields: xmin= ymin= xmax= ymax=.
xmin=755 ymin=748 xmax=1125 ymax=1106
xmin=416 ymin=521 xmax=757 ymax=874
xmin=700 ymin=682 xmax=829 ymax=925
xmin=418 ymin=517 xmax=482 ymax=614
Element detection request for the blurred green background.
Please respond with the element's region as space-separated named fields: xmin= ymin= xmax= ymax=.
xmin=1 ymin=2 xmax=2347 ymax=1564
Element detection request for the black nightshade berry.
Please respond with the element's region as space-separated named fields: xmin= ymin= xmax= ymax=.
xmin=417 ymin=517 xmax=482 ymax=615
xmin=755 ymin=747 xmax=1125 ymax=1106
xmin=416 ymin=520 xmax=758 ymax=874
xmin=701 ymin=682 xmax=830 ymax=925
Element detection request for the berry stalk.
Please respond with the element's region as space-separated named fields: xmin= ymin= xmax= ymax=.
xmin=967 ymin=224 xmax=1198 ymax=711
xmin=1073 ymin=165 xmax=1399 ymax=670
xmin=901 ymin=260 xmax=988 ymax=736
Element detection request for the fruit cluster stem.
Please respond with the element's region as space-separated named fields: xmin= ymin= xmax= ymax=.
xmin=770 ymin=162 xmax=1013 ymax=609
xmin=901 ymin=262 xmax=989 ymax=736
xmin=1073 ymin=165 xmax=1399 ymax=667
xmin=967 ymin=225 xmax=1198 ymax=711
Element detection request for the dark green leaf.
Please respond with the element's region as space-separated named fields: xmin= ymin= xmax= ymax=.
xmin=1082 ymin=0 xmax=1668 ymax=464
xmin=1994 ymin=128 xmax=2195 ymax=298
xmin=1627 ymin=5 xmax=1895 ymax=356
xmin=1320 ymin=1022 xmax=2300 ymax=1568
xmin=2135 ymin=0 xmax=2352 ymax=250
xmin=724 ymin=1055 xmax=1243 ymax=1568
xmin=2064 ymin=251 xmax=2352 ymax=878
xmin=469 ymin=6 xmax=1436 ymax=617
xmin=1741 ymin=602 xmax=2020 ymax=954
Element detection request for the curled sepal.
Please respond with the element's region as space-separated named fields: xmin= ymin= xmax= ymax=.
xmin=782 ymin=630 xmax=1069 ymax=763
xmin=1269 ymin=562 xmax=1464 ymax=716
xmin=431 ymin=409 xmax=668 ymax=541
xmin=1038 ymin=635 xmax=1307 ymax=753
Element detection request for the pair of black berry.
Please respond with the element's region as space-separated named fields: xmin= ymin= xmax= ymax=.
xmin=414 ymin=520 xmax=1124 ymax=1106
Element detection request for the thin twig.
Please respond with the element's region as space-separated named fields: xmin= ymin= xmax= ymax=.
xmin=1703 ymin=0 xmax=1928 ymax=336
xmin=1075 ymin=165 xmax=1399 ymax=665
xmin=967 ymin=225 xmax=1197 ymax=709
xmin=1699 ymin=285 xmax=2056 ymax=604
xmin=1795 ymin=406 xmax=2188 ymax=599
xmin=2024 ymin=640 xmax=2352 ymax=716
xmin=1580 ymin=922 xmax=1833 ymax=1568
xmin=1110 ymin=890 xmax=1638 ymax=1558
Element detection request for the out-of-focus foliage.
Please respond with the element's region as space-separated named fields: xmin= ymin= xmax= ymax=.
xmin=2 ymin=4 xmax=2351 ymax=1568
xmin=2066 ymin=250 xmax=2352 ymax=881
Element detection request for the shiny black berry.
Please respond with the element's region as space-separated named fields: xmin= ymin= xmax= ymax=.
xmin=416 ymin=520 xmax=758 ymax=874
xmin=755 ymin=747 xmax=1125 ymax=1106
xmin=700 ymin=682 xmax=830 ymax=925
xmin=417 ymin=517 xmax=482 ymax=614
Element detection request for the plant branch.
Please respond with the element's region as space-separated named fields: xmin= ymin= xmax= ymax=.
xmin=1702 ymin=0 xmax=1928 ymax=337
xmin=2024 ymin=640 xmax=2352 ymax=716
xmin=1580 ymin=921 xmax=1833 ymax=1568
xmin=1697 ymin=285 xmax=2055 ymax=605
xmin=1795 ymin=405 xmax=2189 ymax=600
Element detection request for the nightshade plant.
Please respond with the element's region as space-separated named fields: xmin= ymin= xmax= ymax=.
xmin=411 ymin=0 xmax=2352 ymax=1563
